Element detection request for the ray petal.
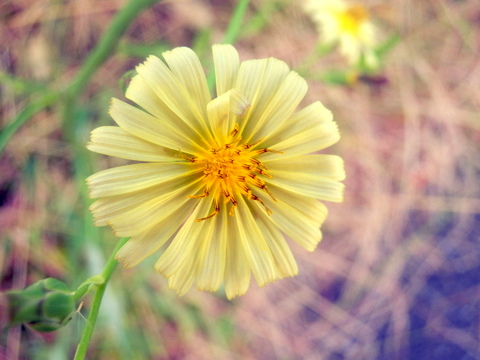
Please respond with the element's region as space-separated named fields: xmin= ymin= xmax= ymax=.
xmin=235 ymin=58 xmax=290 ymax=137
xmin=167 ymin=249 xmax=199 ymax=296
xmin=207 ymin=89 xmax=250 ymax=145
xmin=107 ymin=180 xmax=204 ymax=237
xmin=110 ymin=98 xmax=203 ymax=155
xmin=86 ymin=162 xmax=201 ymax=198
xmin=162 ymin=47 xmax=211 ymax=127
xmin=260 ymin=100 xmax=335 ymax=160
xmin=154 ymin=198 xmax=213 ymax=278
xmin=264 ymin=154 xmax=346 ymax=181
xmin=261 ymin=121 xmax=340 ymax=161
xmin=236 ymin=196 xmax=276 ymax=287
xmin=266 ymin=183 xmax=329 ymax=225
xmin=246 ymin=71 xmax=307 ymax=143
xmin=224 ymin=215 xmax=251 ymax=300
xmin=136 ymin=55 xmax=212 ymax=141
xmin=115 ymin=201 xmax=198 ymax=268
xmin=261 ymin=191 xmax=325 ymax=252
xmin=254 ymin=206 xmax=298 ymax=278
xmin=89 ymin=174 xmax=195 ymax=227
xmin=195 ymin=202 xmax=228 ymax=292
xmin=213 ymin=44 xmax=240 ymax=96
xmin=126 ymin=75 xmax=206 ymax=150
xmin=266 ymin=170 xmax=345 ymax=202
xmin=87 ymin=126 xmax=178 ymax=162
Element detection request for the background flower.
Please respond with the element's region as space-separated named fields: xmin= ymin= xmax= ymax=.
xmin=304 ymin=0 xmax=378 ymax=67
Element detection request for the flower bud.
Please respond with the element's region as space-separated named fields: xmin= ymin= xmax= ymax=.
xmin=5 ymin=278 xmax=76 ymax=332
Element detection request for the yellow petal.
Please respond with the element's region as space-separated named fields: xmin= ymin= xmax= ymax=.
xmin=212 ymin=44 xmax=240 ymax=96
xmin=260 ymin=101 xmax=337 ymax=160
xmin=195 ymin=202 xmax=228 ymax=292
xmin=267 ymin=183 xmax=329 ymax=225
xmin=266 ymin=171 xmax=345 ymax=202
xmin=89 ymin=176 xmax=192 ymax=227
xmin=167 ymin=200 xmax=227 ymax=295
xmin=154 ymin=197 xmax=213 ymax=278
xmin=115 ymin=202 xmax=197 ymax=268
xmin=265 ymin=154 xmax=346 ymax=181
xmin=224 ymin=215 xmax=251 ymax=299
xmin=136 ymin=56 xmax=212 ymax=142
xmin=86 ymin=162 xmax=201 ymax=198
xmin=87 ymin=126 xmax=178 ymax=162
xmin=126 ymin=75 xmax=207 ymax=150
xmin=263 ymin=121 xmax=340 ymax=161
xmin=107 ymin=180 xmax=203 ymax=237
xmin=255 ymin=208 xmax=298 ymax=278
xmin=235 ymin=58 xmax=290 ymax=136
xmin=268 ymin=100 xmax=333 ymax=141
xmin=167 ymin=254 xmax=197 ymax=297
xmin=110 ymin=98 xmax=203 ymax=155
xmin=261 ymin=189 xmax=324 ymax=251
xmin=206 ymin=89 xmax=250 ymax=145
xmin=236 ymin=196 xmax=276 ymax=287
xmin=245 ymin=71 xmax=307 ymax=143
xmin=162 ymin=47 xmax=211 ymax=127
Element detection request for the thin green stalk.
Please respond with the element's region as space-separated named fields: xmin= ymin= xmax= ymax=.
xmin=222 ymin=0 xmax=251 ymax=44
xmin=207 ymin=0 xmax=251 ymax=91
xmin=67 ymin=0 xmax=160 ymax=101
xmin=63 ymin=0 xmax=160 ymax=139
xmin=0 ymin=71 xmax=48 ymax=94
xmin=0 ymin=0 xmax=161 ymax=157
xmin=0 ymin=92 xmax=60 ymax=154
xmin=73 ymin=237 xmax=129 ymax=360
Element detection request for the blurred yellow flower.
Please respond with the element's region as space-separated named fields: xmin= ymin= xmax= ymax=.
xmin=86 ymin=45 xmax=345 ymax=299
xmin=304 ymin=0 xmax=378 ymax=68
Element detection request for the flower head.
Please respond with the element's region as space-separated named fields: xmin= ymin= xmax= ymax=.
xmin=86 ymin=45 xmax=345 ymax=299
xmin=304 ymin=0 xmax=378 ymax=68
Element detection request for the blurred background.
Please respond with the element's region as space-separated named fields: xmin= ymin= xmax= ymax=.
xmin=1 ymin=0 xmax=480 ymax=359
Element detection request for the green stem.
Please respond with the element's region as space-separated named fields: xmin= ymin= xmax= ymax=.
xmin=67 ymin=0 xmax=159 ymax=101
xmin=0 ymin=0 xmax=161 ymax=159
xmin=222 ymin=0 xmax=251 ymax=45
xmin=0 ymin=92 xmax=60 ymax=154
xmin=63 ymin=0 xmax=160 ymax=139
xmin=207 ymin=0 xmax=251 ymax=91
xmin=73 ymin=238 xmax=129 ymax=360
xmin=0 ymin=71 xmax=49 ymax=94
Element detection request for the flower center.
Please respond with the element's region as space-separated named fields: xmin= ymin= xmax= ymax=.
xmin=336 ymin=5 xmax=368 ymax=35
xmin=188 ymin=126 xmax=280 ymax=222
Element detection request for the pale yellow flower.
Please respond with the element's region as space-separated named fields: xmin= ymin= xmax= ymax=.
xmin=304 ymin=0 xmax=378 ymax=68
xmin=86 ymin=45 xmax=345 ymax=299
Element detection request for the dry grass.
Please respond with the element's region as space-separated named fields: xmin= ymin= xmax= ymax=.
xmin=1 ymin=0 xmax=480 ymax=359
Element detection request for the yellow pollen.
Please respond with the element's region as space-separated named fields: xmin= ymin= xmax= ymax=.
xmin=336 ymin=5 xmax=368 ymax=35
xmin=188 ymin=137 xmax=280 ymax=222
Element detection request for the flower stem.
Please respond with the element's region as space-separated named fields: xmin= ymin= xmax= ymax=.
xmin=0 ymin=91 xmax=60 ymax=154
xmin=207 ymin=0 xmax=251 ymax=91
xmin=63 ymin=0 xmax=160 ymax=141
xmin=0 ymin=0 xmax=161 ymax=158
xmin=73 ymin=237 xmax=129 ymax=360
xmin=222 ymin=0 xmax=251 ymax=45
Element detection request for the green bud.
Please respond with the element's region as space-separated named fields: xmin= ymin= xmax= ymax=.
xmin=5 ymin=278 xmax=76 ymax=332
